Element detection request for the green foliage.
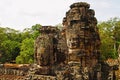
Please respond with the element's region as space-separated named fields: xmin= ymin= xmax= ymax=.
xmin=0 ymin=28 xmax=8 ymax=43
xmin=98 ymin=17 xmax=120 ymax=60
xmin=5 ymin=27 xmax=21 ymax=41
xmin=16 ymin=38 xmax=34 ymax=64
xmin=21 ymin=28 xmax=32 ymax=40
xmin=0 ymin=27 xmax=21 ymax=63
xmin=31 ymin=24 xmax=41 ymax=39
xmin=1 ymin=40 xmax=20 ymax=62
xmin=15 ymin=24 xmax=41 ymax=64
xmin=0 ymin=24 xmax=41 ymax=63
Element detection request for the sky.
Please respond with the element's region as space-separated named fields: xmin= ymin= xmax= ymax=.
xmin=0 ymin=0 xmax=120 ymax=31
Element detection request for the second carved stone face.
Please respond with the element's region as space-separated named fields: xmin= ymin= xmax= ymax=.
xmin=67 ymin=36 xmax=79 ymax=49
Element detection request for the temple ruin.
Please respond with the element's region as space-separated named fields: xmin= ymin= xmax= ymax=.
xmin=0 ymin=2 xmax=119 ymax=80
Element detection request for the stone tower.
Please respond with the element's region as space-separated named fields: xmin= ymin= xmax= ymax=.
xmin=63 ymin=2 xmax=100 ymax=67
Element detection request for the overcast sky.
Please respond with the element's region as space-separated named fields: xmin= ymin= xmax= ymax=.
xmin=0 ymin=0 xmax=120 ymax=31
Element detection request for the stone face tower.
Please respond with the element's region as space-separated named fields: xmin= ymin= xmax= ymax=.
xmin=33 ymin=2 xmax=102 ymax=80
xmin=63 ymin=2 xmax=100 ymax=67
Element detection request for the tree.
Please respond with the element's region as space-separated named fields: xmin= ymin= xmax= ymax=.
xmin=1 ymin=40 xmax=20 ymax=62
xmin=16 ymin=38 xmax=34 ymax=64
xmin=0 ymin=27 xmax=21 ymax=63
xmin=0 ymin=24 xmax=41 ymax=63
xmin=16 ymin=24 xmax=41 ymax=64
xmin=31 ymin=24 xmax=41 ymax=39
xmin=98 ymin=17 xmax=120 ymax=59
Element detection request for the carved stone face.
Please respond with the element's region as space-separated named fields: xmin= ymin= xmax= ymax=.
xmin=67 ymin=35 xmax=79 ymax=49
xmin=70 ymin=7 xmax=79 ymax=15
xmin=68 ymin=7 xmax=81 ymax=21
xmin=35 ymin=34 xmax=53 ymax=66
xmin=87 ymin=9 xmax=95 ymax=18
